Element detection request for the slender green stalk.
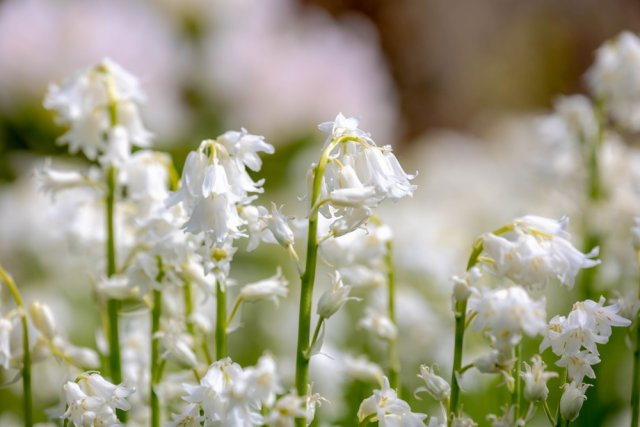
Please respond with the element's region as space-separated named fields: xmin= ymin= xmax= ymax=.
xmin=226 ymin=296 xmax=243 ymax=328
xmin=150 ymin=259 xmax=164 ymax=427
xmin=631 ymin=252 xmax=640 ymax=427
xmin=307 ymin=318 xmax=325 ymax=357
xmin=385 ymin=240 xmax=400 ymax=391
xmin=150 ymin=288 xmax=162 ymax=427
xmin=215 ymin=281 xmax=227 ymax=360
xmin=183 ymin=280 xmax=195 ymax=336
xmin=449 ymin=239 xmax=484 ymax=424
xmin=294 ymin=137 xmax=346 ymax=427
xmin=543 ymin=401 xmax=556 ymax=426
xmin=579 ymin=99 xmax=604 ymax=301
xmin=512 ymin=343 xmax=522 ymax=417
xmin=0 ymin=266 xmax=32 ymax=427
xmin=449 ymin=299 xmax=467 ymax=424
xmin=105 ymin=166 xmax=122 ymax=384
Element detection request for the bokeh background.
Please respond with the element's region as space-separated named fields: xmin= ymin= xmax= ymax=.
xmin=1 ymin=0 xmax=640 ymax=426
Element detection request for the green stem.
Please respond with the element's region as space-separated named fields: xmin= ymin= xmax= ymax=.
xmin=150 ymin=259 xmax=164 ymax=427
xmin=449 ymin=240 xmax=484 ymax=425
xmin=183 ymin=280 xmax=195 ymax=336
xmin=631 ymin=252 xmax=640 ymax=427
xmin=150 ymin=288 xmax=162 ymax=427
xmin=449 ymin=299 xmax=467 ymax=425
xmin=385 ymin=240 xmax=400 ymax=391
xmin=0 ymin=266 xmax=32 ymax=427
xmin=294 ymin=137 xmax=347 ymax=427
xmin=105 ymin=165 xmax=124 ymax=422
xmin=543 ymin=401 xmax=556 ymax=426
xmin=226 ymin=296 xmax=243 ymax=328
xmin=215 ymin=281 xmax=227 ymax=360
xmin=307 ymin=318 xmax=325 ymax=357
xmin=512 ymin=343 xmax=522 ymax=417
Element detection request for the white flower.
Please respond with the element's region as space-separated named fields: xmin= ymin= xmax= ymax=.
xmin=157 ymin=320 xmax=198 ymax=368
xmin=0 ymin=317 xmax=13 ymax=370
xmin=239 ymin=268 xmax=289 ymax=307
xmin=520 ymin=355 xmax=558 ymax=402
xmin=167 ymin=403 xmax=203 ymax=427
xmin=62 ymin=373 xmax=135 ymax=426
xmin=358 ymin=377 xmax=426 ymax=426
xmin=266 ymin=393 xmax=306 ymax=427
xmin=359 ymin=308 xmax=397 ymax=341
xmin=169 ymin=135 xmax=273 ymax=245
xmin=316 ymin=271 xmax=359 ymax=319
xmin=84 ymin=373 xmax=135 ymax=411
xmin=264 ymin=203 xmax=295 ymax=249
xmin=35 ymin=160 xmax=97 ymax=199
xmin=318 ymin=112 xmax=371 ymax=141
xmin=217 ymin=128 xmax=275 ymax=172
xmin=469 ymin=286 xmax=546 ymax=352
xmin=482 ymin=215 xmax=600 ymax=289
xmin=560 ymin=381 xmax=590 ymax=422
xmin=572 ymin=297 xmax=631 ymax=338
xmin=540 ymin=297 xmax=629 ymax=359
xmin=343 ymin=355 xmax=384 ymax=384
xmin=44 ymin=58 xmax=151 ymax=160
xmin=415 ymin=365 xmax=450 ymax=401
xmin=487 ymin=405 xmax=524 ymax=427
xmin=586 ymin=31 xmax=640 ymax=131
xmin=555 ymin=351 xmax=600 ymax=383
xmin=553 ymin=95 xmax=599 ymax=145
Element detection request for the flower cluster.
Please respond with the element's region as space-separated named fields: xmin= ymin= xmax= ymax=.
xmin=43 ymin=58 xmax=151 ymax=162
xmin=168 ymin=131 xmax=274 ymax=245
xmin=315 ymin=113 xmax=416 ymax=237
xmin=62 ymin=373 xmax=134 ymax=426
xmin=172 ymin=355 xmax=320 ymax=426
xmin=480 ymin=215 xmax=600 ymax=290
xmin=537 ymin=296 xmax=631 ymax=420
xmin=587 ymin=31 xmax=640 ymax=131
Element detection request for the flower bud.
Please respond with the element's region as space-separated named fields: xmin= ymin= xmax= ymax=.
xmin=29 ymin=301 xmax=57 ymax=340
xmin=317 ymin=272 xmax=359 ymax=319
xmin=416 ymin=364 xmax=450 ymax=401
xmin=239 ymin=268 xmax=288 ymax=306
xmin=266 ymin=203 xmax=295 ymax=248
xmin=560 ymin=382 xmax=590 ymax=422
xmin=521 ymin=355 xmax=558 ymax=402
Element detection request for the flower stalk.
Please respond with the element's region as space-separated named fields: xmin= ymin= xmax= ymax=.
xmin=631 ymin=250 xmax=640 ymax=427
xmin=294 ymin=137 xmax=344 ymax=426
xmin=449 ymin=238 xmax=484 ymax=424
xmin=216 ymin=281 xmax=227 ymax=360
xmin=385 ymin=239 xmax=400 ymax=391
xmin=150 ymin=259 xmax=164 ymax=427
xmin=0 ymin=266 xmax=32 ymax=427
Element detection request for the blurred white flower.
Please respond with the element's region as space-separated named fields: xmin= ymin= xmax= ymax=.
xmin=357 ymin=376 xmax=426 ymax=426
xmin=44 ymin=57 xmax=152 ymax=160
xmin=587 ymin=31 xmax=640 ymax=131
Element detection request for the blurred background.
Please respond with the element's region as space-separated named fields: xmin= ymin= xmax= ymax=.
xmin=1 ymin=0 xmax=640 ymax=426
